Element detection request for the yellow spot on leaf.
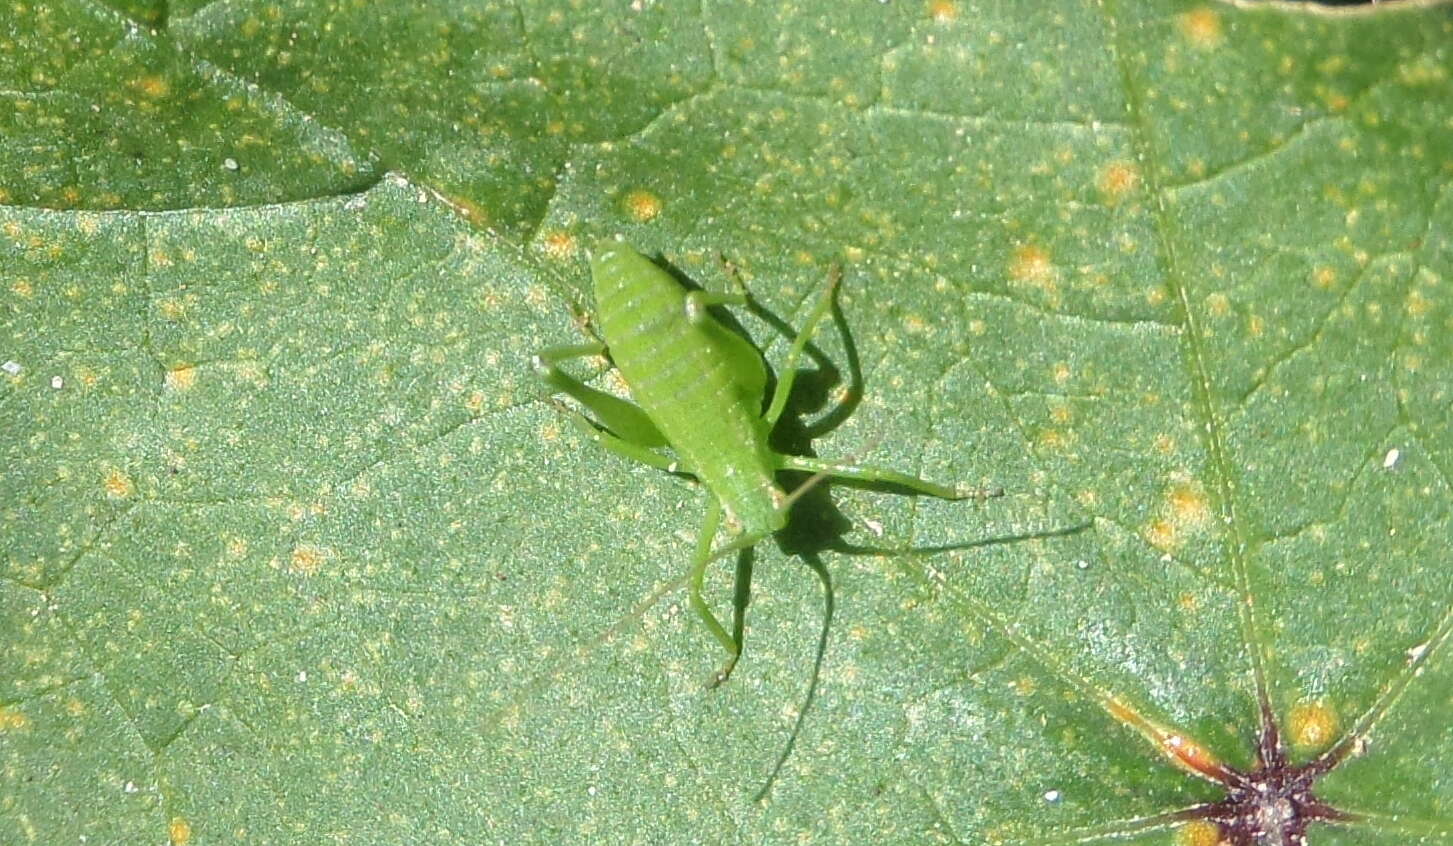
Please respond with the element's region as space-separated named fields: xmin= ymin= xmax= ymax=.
xmin=1154 ymin=434 xmax=1175 ymax=454
xmin=1205 ymin=292 xmax=1230 ymax=317
xmin=165 ymin=365 xmax=197 ymax=391
xmin=1052 ymin=362 xmax=1071 ymax=385
xmin=1145 ymin=518 xmax=1178 ymax=551
xmin=1009 ymin=244 xmax=1062 ymax=306
xmin=158 ymin=299 xmax=185 ymax=320
xmin=169 ymin=817 xmax=192 ymax=845
xmin=624 ymin=189 xmax=663 ymax=223
xmin=540 ymin=230 xmax=578 ymax=260
xmin=1177 ymin=8 xmax=1223 ymax=49
xmin=1168 ymin=481 xmax=1211 ymax=529
xmin=104 ymin=468 xmax=134 ymax=499
xmin=1313 ymin=266 xmax=1337 ymax=289
xmin=1288 ymin=701 xmax=1338 ymax=751
xmin=1178 ymin=819 xmax=1224 ymax=846
xmin=11 ymin=278 xmax=32 ymax=297
xmin=1010 ymin=244 xmax=1053 ymax=284
xmin=0 ymin=706 xmax=30 ymax=730
xmin=1036 ymin=428 xmax=1069 ymax=450
xmin=289 ymin=544 xmax=329 ymax=575
xmin=1406 ymin=289 xmax=1432 ymax=318
xmin=928 ymin=0 xmax=958 ymax=23
xmin=133 ymin=74 xmax=171 ymax=99
xmin=1097 ymin=161 xmax=1141 ymax=202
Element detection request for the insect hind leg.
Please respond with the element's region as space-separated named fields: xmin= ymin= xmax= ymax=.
xmin=532 ymin=343 xmax=667 ymax=448
xmin=552 ymin=401 xmax=680 ymax=473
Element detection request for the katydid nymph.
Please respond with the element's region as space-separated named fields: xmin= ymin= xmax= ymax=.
xmin=533 ymin=239 xmax=980 ymax=685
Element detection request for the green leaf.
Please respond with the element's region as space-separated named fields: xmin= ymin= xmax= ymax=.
xmin=3 ymin=1 xmax=1452 ymax=844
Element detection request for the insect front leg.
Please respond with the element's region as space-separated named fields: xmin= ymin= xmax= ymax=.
xmin=552 ymin=401 xmax=681 ymax=473
xmin=683 ymin=289 xmax=750 ymax=324
xmin=532 ymin=342 xmax=667 ymax=449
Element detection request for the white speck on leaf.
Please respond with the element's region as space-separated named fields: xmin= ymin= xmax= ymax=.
xmin=50 ymin=375 xmax=63 ymax=389
xmin=1 ymin=360 xmax=20 ymax=376
xmin=1382 ymin=447 xmax=1400 ymax=469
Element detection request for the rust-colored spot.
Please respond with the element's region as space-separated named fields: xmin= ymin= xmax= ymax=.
xmin=1097 ymin=161 xmax=1141 ymax=202
xmin=289 ymin=544 xmax=329 ymax=575
xmin=540 ymin=230 xmax=578 ymax=260
xmin=165 ymin=365 xmax=197 ymax=391
xmin=928 ymin=0 xmax=958 ymax=23
xmin=1168 ymin=481 xmax=1211 ymax=529
xmin=1178 ymin=819 xmax=1224 ymax=846
xmin=1177 ymin=7 xmax=1224 ymax=48
xmin=1288 ymin=701 xmax=1338 ymax=751
xmin=103 ymin=468 xmax=135 ymax=499
xmin=1009 ymin=244 xmax=1054 ymax=285
xmin=169 ymin=817 xmax=192 ymax=845
xmin=133 ymin=74 xmax=171 ymax=99
xmin=624 ymin=189 xmax=663 ymax=223
xmin=1145 ymin=517 xmax=1178 ymax=551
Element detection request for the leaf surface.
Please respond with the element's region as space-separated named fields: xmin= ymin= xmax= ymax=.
xmin=3 ymin=1 xmax=1452 ymax=843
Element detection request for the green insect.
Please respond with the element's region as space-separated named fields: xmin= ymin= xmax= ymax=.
xmin=534 ymin=239 xmax=977 ymax=684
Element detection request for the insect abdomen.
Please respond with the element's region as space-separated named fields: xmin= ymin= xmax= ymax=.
xmin=590 ymin=241 xmax=785 ymax=537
